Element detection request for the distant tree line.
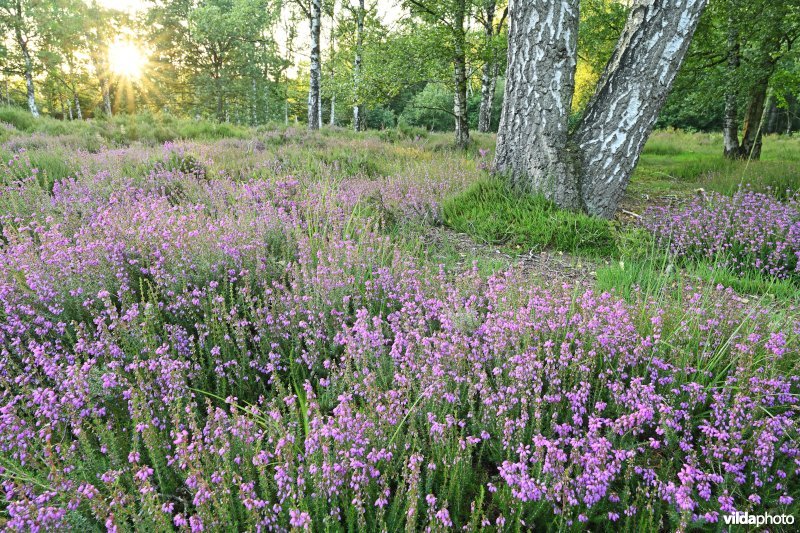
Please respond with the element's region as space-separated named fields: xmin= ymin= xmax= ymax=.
xmin=0 ymin=0 xmax=797 ymax=155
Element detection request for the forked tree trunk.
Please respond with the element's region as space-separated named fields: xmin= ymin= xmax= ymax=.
xmin=308 ymin=0 xmax=322 ymax=130
xmin=495 ymin=0 xmax=708 ymax=218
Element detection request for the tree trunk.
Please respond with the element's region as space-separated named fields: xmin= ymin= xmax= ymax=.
xmin=329 ymin=0 xmax=336 ymax=127
xmin=494 ymin=0 xmax=581 ymax=208
xmin=722 ymin=10 xmax=740 ymax=158
xmin=308 ymin=0 xmax=322 ymax=130
xmin=496 ymin=0 xmax=708 ymax=218
xmin=452 ymin=0 xmax=470 ymax=148
xmin=478 ymin=63 xmax=498 ymax=133
xmin=739 ymin=79 xmax=769 ymax=160
xmin=74 ymin=92 xmax=82 ymax=120
xmin=353 ymin=0 xmax=365 ymax=131
xmin=18 ymin=40 xmax=39 ymax=117
xmin=252 ymin=78 xmax=258 ymax=125
xmin=100 ymin=78 xmax=112 ymax=116
xmin=478 ymin=0 xmax=497 ymax=133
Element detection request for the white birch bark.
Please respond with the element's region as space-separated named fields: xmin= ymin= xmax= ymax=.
xmin=74 ymin=92 xmax=82 ymax=120
xmin=308 ymin=0 xmax=322 ymax=130
xmin=494 ymin=0 xmax=581 ymax=208
xmin=14 ymin=13 xmax=39 ymax=117
xmin=452 ymin=0 xmax=470 ymax=147
xmin=574 ymin=0 xmax=708 ymax=218
xmin=478 ymin=0 xmax=498 ymax=133
xmin=353 ymin=0 xmax=365 ymax=131
xmin=495 ymin=0 xmax=708 ymax=218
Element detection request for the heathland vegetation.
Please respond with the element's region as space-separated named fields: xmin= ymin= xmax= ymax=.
xmin=1 ymin=0 xmax=799 ymax=531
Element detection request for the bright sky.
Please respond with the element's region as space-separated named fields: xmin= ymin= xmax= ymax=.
xmin=96 ymin=0 xmax=406 ymax=68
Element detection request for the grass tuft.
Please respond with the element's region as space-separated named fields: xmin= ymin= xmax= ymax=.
xmin=442 ymin=179 xmax=618 ymax=257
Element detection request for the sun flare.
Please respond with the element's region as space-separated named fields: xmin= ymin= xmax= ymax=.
xmin=108 ymin=40 xmax=147 ymax=80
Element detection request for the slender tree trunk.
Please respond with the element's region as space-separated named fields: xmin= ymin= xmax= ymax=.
xmin=329 ymin=0 xmax=336 ymax=126
xmin=67 ymin=98 xmax=73 ymax=120
xmin=478 ymin=0 xmax=497 ymax=133
xmin=18 ymin=40 xmax=39 ymax=117
xmin=74 ymin=92 xmax=82 ymax=120
xmin=100 ymin=78 xmax=112 ymax=116
xmin=496 ymin=0 xmax=708 ymax=218
xmin=252 ymin=78 xmax=258 ymax=125
xmin=452 ymin=0 xmax=469 ymax=148
xmin=478 ymin=64 xmax=498 ymax=133
xmin=739 ymin=78 xmax=769 ymax=160
xmin=308 ymin=0 xmax=322 ymax=130
xmin=723 ymin=11 xmax=740 ymax=158
xmin=12 ymin=0 xmax=39 ymax=117
xmin=353 ymin=0 xmax=365 ymax=131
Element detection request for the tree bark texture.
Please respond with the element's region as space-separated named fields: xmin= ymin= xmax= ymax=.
xmin=723 ymin=11 xmax=740 ymax=158
xmin=495 ymin=0 xmax=708 ymax=218
xmin=353 ymin=0 xmax=365 ymax=131
xmin=478 ymin=0 xmax=497 ymax=133
xmin=452 ymin=0 xmax=470 ymax=147
xmin=308 ymin=0 xmax=322 ymax=130
xmin=13 ymin=3 xmax=39 ymax=118
xmin=494 ymin=0 xmax=581 ymax=209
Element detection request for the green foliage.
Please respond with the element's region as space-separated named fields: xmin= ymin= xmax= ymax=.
xmin=442 ymin=178 xmax=618 ymax=256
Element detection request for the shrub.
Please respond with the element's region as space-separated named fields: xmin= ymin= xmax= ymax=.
xmin=644 ymin=189 xmax=800 ymax=280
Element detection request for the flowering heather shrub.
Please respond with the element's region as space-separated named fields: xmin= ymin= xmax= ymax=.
xmin=0 ymin=143 xmax=798 ymax=531
xmin=644 ymin=189 xmax=800 ymax=280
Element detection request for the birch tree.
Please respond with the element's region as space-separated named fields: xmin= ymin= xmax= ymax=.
xmin=353 ymin=0 xmax=365 ymax=130
xmin=0 ymin=0 xmax=45 ymax=116
xmin=477 ymin=0 xmax=507 ymax=133
xmin=495 ymin=0 xmax=708 ymax=218
xmin=405 ymin=0 xmax=474 ymax=147
xmin=291 ymin=0 xmax=323 ymax=129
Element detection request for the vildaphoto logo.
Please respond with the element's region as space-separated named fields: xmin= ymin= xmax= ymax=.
xmin=723 ymin=512 xmax=795 ymax=526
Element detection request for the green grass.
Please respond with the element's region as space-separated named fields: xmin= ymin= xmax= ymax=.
xmin=633 ymin=130 xmax=800 ymax=200
xmin=596 ymin=256 xmax=800 ymax=303
xmin=442 ymin=178 xmax=618 ymax=257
